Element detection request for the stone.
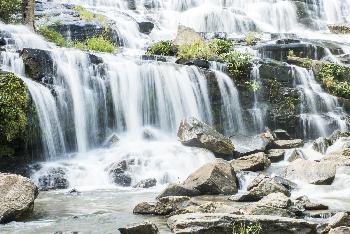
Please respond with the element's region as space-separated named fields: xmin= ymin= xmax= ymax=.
xmin=267 ymin=149 xmax=285 ymax=162
xmin=173 ymin=25 xmax=204 ymax=46
xmin=273 ymin=129 xmax=291 ymax=140
xmin=283 ymin=159 xmax=336 ymax=185
xmin=167 ymin=213 xmax=318 ymax=234
xmin=175 ymin=58 xmax=210 ymax=69
xmin=0 ymin=173 xmax=39 ymax=223
xmin=327 ymin=212 xmax=350 ymax=229
xmin=106 ymin=160 xmax=134 ymax=187
xmin=177 ymin=117 xmax=234 ymax=155
xmin=133 ymin=178 xmax=157 ymax=188
xmin=329 ymin=227 xmax=350 ymax=234
xmin=138 ymin=21 xmax=154 ymax=34
xmin=328 ymin=130 xmax=350 ymax=144
xmin=272 ymin=139 xmax=304 ymax=149
xmin=37 ymin=167 xmax=69 ymax=190
xmin=102 ymin=133 xmax=119 ymax=148
xmin=230 ymin=152 xmax=271 ymax=171
xmin=288 ymin=149 xmax=306 ymax=162
xmin=323 ymin=147 xmax=350 ymax=167
xmin=294 ymin=196 xmax=328 ymax=211
xmin=182 ymin=159 xmax=238 ymax=195
xmin=328 ymin=24 xmax=350 ymax=34
xmin=157 ymin=184 xmax=200 ymax=199
xmin=119 ymin=221 xmax=159 ymax=234
xmin=312 ymin=137 xmax=331 ymax=154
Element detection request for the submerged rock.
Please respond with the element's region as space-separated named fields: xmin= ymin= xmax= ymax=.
xmin=133 ymin=178 xmax=157 ymax=189
xmin=312 ymin=137 xmax=331 ymax=154
xmin=167 ymin=213 xmax=318 ymax=234
xmin=177 ymin=117 xmax=234 ymax=155
xmin=273 ymin=129 xmax=291 ymax=140
xmin=294 ymin=196 xmax=328 ymax=211
xmin=230 ymin=152 xmax=271 ymax=172
xmin=119 ymin=221 xmax=159 ymax=234
xmin=102 ymin=133 xmax=120 ymax=148
xmin=37 ymin=167 xmax=69 ymax=190
xmin=0 ymin=173 xmax=38 ymax=223
xmin=138 ymin=21 xmax=154 ymax=35
xmin=106 ymin=160 xmax=133 ymax=187
xmin=283 ymin=159 xmax=336 ymax=185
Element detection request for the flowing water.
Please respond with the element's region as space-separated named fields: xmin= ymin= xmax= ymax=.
xmin=1 ymin=0 xmax=350 ymax=232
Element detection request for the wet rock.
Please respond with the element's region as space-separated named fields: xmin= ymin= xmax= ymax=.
xmin=142 ymin=128 xmax=157 ymax=141
xmin=133 ymin=196 xmax=191 ymax=215
xmin=173 ymin=25 xmax=204 ymax=46
xmin=106 ymin=160 xmax=133 ymax=187
xmin=157 ymin=184 xmax=200 ymax=199
xmin=294 ymin=196 xmax=328 ymax=211
xmin=167 ymin=213 xmax=318 ymax=234
xmin=102 ymin=133 xmax=119 ymax=148
xmin=272 ymin=176 xmax=297 ymax=190
xmin=328 ymin=24 xmax=350 ymax=34
xmin=66 ymin=188 xmax=81 ymax=196
xmin=244 ymin=192 xmax=294 ymax=217
xmin=177 ymin=117 xmax=234 ymax=155
xmin=312 ymin=137 xmax=331 ymax=154
xmin=271 ymin=139 xmax=304 ymax=149
xmin=230 ymin=152 xmax=271 ymax=172
xmin=328 ymin=130 xmax=350 ymax=144
xmin=0 ymin=173 xmax=39 ymax=223
xmin=287 ymin=149 xmax=306 ymax=162
xmin=231 ymin=134 xmax=268 ymax=157
xmin=323 ymin=147 xmax=350 ymax=167
xmin=327 ymin=212 xmax=350 ymax=229
xmin=175 ymin=58 xmax=210 ymax=69
xmin=0 ymin=37 xmax=6 ymax=47
xmin=283 ymin=159 xmax=336 ymax=185
xmin=329 ymin=227 xmax=350 ymax=234
xmin=38 ymin=167 xmax=69 ymax=190
xmin=267 ymin=149 xmax=285 ymax=162
xmin=133 ymin=178 xmax=157 ymax=188
xmin=119 ymin=221 xmax=159 ymax=234
xmin=138 ymin=21 xmax=154 ymax=35
xmin=182 ymin=159 xmax=238 ymax=195
xmin=273 ymin=129 xmax=291 ymax=140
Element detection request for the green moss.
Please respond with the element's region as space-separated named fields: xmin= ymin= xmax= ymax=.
xmin=0 ymin=72 xmax=28 ymax=142
xmin=74 ymin=35 xmax=116 ymax=53
xmin=220 ymin=51 xmax=253 ymax=80
xmin=38 ymin=26 xmax=67 ymax=46
xmin=146 ymin=40 xmax=175 ymax=56
xmin=245 ymin=32 xmax=259 ymax=46
xmin=74 ymin=5 xmax=106 ymax=23
xmin=209 ymin=38 xmax=233 ymax=55
xmin=0 ymin=0 xmax=21 ymax=23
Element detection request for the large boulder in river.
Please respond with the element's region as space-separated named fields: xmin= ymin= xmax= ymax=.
xmin=106 ymin=160 xmax=134 ymax=187
xmin=157 ymin=184 xmax=200 ymax=199
xmin=181 ymin=159 xmax=238 ymax=195
xmin=133 ymin=178 xmax=157 ymax=189
xmin=37 ymin=167 xmax=69 ymax=190
xmin=167 ymin=213 xmax=318 ymax=234
xmin=283 ymin=159 xmax=336 ymax=185
xmin=267 ymin=149 xmax=285 ymax=162
xmin=230 ymin=152 xmax=271 ymax=172
xmin=177 ymin=117 xmax=234 ymax=155
xmin=323 ymin=147 xmax=350 ymax=167
xmin=119 ymin=221 xmax=159 ymax=234
xmin=271 ymin=139 xmax=304 ymax=149
xmin=173 ymin=25 xmax=204 ymax=46
xmin=0 ymin=173 xmax=38 ymax=223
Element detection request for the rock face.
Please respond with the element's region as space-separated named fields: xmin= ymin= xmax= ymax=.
xmin=287 ymin=149 xmax=306 ymax=162
xmin=0 ymin=173 xmax=39 ymax=223
xmin=157 ymin=184 xmax=200 ymax=199
xmin=230 ymin=152 xmax=271 ymax=171
xmin=119 ymin=221 xmax=159 ymax=234
xmin=267 ymin=149 xmax=285 ymax=162
xmin=272 ymin=139 xmax=304 ymax=149
xmin=328 ymin=24 xmax=350 ymax=34
xmin=177 ymin=117 xmax=234 ymax=155
xmin=167 ymin=213 xmax=318 ymax=234
xmin=173 ymin=25 xmax=204 ymax=46
xmin=283 ymin=159 xmax=336 ymax=185
xmin=181 ymin=159 xmax=238 ymax=195
xmin=294 ymin=196 xmax=328 ymax=211
xmin=323 ymin=147 xmax=350 ymax=167
xmin=133 ymin=178 xmax=157 ymax=188
xmin=106 ymin=160 xmax=133 ymax=187
xmin=329 ymin=227 xmax=350 ymax=234
xmin=37 ymin=167 xmax=69 ymax=190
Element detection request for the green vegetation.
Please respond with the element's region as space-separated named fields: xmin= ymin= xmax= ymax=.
xmin=317 ymin=63 xmax=350 ymax=99
xmin=287 ymin=51 xmax=312 ymax=68
xmin=220 ymin=51 xmax=253 ymax=80
xmin=209 ymin=38 xmax=234 ymax=55
xmin=177 ymin=40 xmax=216 ymax=60
xmin=232 ymin=222 xmax=262 ymax=234
xmin=245 ymin=80 xmax=260 ymax=92
xmin=0 ymin=72 xmax=28 ymax=143
xmin=245 ymin=32 xmax=259 ymax=46
xmin=74 ymin=5 xmax=106 ymax=23
xmin=0 ymin=0 xmax=21 ymax=23
xmin=38 ymin=26 xmax=117 ymax=53
xmin=146 ymin=40 xmax=175 ymax=56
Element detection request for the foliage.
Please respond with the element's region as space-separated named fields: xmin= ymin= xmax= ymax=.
xmin=38 ymin=26 xmax=67 ymax=46
xmin=232 ymin=222 xmax=262 ymax=234
xmin=74 ymin=36 xmax=116 ymax=53
xmin=245 ymin=32 xmax=259 ymax=46
xmin=245 ymin=80 xmax=260 ymax=92
xmin=146 ymin=40 xmax=175 ymax=56
xmin=0 ymin=72 xmax=28 ymax=142
xmin=74 ymin=5 xmax=106 ymax=23
xmin=0 ymin=0 xmax=21 ymax=23
xmin=220 ymin=51 xmax=253 ymax=79
xmin=177 ymin=40 xmax=216 ymax=60
xmin=209 ymin=38 xmax=233 ymax=55
xmin=317 ymin=63 xmax=350 ymax=99
xmin=287 ymin=51 xmax=313 ymax=69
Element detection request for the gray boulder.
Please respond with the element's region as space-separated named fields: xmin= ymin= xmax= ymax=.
xmin=167 ymin=213 xmax=318 ymax=234
xmin=37 ymin=167 xmax=69 ymax=190
xmin=273 ymin=129 xmax=291 ymax=140
xmin=283 ymin=159 xmax=336 ymax=185
xmin=272 ymin=139 xmax=304 ymax=149
xmin=294 ymin=196 xmax=328 ymax=211
xmin=267 ymin=149 xmax=285 ymax=162
xmin=288 ymin=149 xmax=306 ymax=162
xmin=323 ymin=147 xmax=350 ymax=167
xmin=0 ymin=173 xmax=39 ymax=223
xmin=106 ymin=160 xmax=133 ymax=187
xmin=329 ymin=227 xmax=350 ymax=234
xmin=157 ymin=184 xmax=200 ymax=199
xmin=177 ymin=117 xmax=234 ymax=155
xmin=230 ymin=152 xmax=271 ymax=172
xmin=119 ymin=221 xmax=158 ymax=234
xmin=133 ymin=178 xmax=157 ymax=189
xmin=312 ymin=137 xmax=331 ymax=154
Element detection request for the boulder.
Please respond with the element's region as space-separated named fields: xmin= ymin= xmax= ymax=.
xmin=273 ymin=129 xmax=291 ymax=140
xmin=177 ymin=117 xmax=234 ymax=155
xmin=323 ymin=147 xmax=350 ymax=167
xmin=328 ymin=130 xmax=350 ymax=144
xmin=173 ymin=25 xmax=204 ymax=46
xmin=37 ymin=167 xmax=69 ymax=190
xmin=0 ymin=173 xmax=39 ymax=223
xmin=329 ymin=227 xmax=350 ymax=234
xmin=294 ymin=196 xmax=328 ymax=211
xmin=175 ymin=58 xmax=210 ymax=69
xmin=119 ymin=221 xmax=158 ymax=234
xmin=283 ymin=159 xmax=336 ymax=185
xmin=138 ymin=21 xmax=154 ymax=34
xmin=133 ymin=178 xmax=157 ymax=189
xmin=157 ymin=184 xmax=200 ymax=199
xmin=182 ymin=159 xmax=238 ymax=195
xmin=328 ymin=24 xmax=350 ymax=34
xmin=327 ymin=212 xmax=350 ymax=229
xmin=267 ymin=149 xmax=285 ymax=162
xmin=167 ymin=213 xmax=318 ymax=234
xmin=272 ymin=139 xmax=304 ymax=149
xmin=102 ymin=133 xmax=119 ymax=148
xmin=230 ymin=152 xmax=271 ymax=171
xmin=106 ymin=160 xmax=133 ymax=187
xmin=287 ymin=149 xmax=306 ymax=162
xmin=312 ymin=137 xmax=331 ymax=154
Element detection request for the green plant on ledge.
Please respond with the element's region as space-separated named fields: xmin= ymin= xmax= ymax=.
xmin=209 ymin=38 xmax=234 ymax=55
xmin=146 ymin=40 xmax=175 ymax=56
xmin=38 ymin=26 xmax=67 ymax=46
xmin=74 ymin=5 xmax=106 ymax=23
xmin=177 ymin=40 xmax=216 ymax=60
xmin=220 ymin=51 xmax=253 ymax=80
xmin=232 ymin=222 xmax=262 ymax=234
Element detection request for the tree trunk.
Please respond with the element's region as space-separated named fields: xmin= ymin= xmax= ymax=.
xmin=22 ymin=0 xmax=35 ymax=29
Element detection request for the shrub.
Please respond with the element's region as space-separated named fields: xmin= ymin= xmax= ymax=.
xmin=0 ymin=0 xmax=21 ymax=23
xmin=245 ymin=32 xmax=258 ymax=46
xmin=209 ymin=38 xmax=233 ymax=55
xmin=74 ymin=5 xmax=106 ymax=23
xmin=74 ymin=36 xmax=116 ymax=53
xmin=38 ymin=26 xmax=67 ymax=46
xmin=220 ymin=51 xmax=253 ymax=79
xmin=177 ymin=40 xmax=216 ymax=60
xmin=232 ymin=222 xmax=262 ymax=234
xmin=0 ymin=72 xmax=28 ymax=142
xmin=146 ymin=40 xmax=175 ymax=56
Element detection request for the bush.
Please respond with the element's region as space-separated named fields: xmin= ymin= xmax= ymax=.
xmin=146 ymin=40 xmax=175 ymax=56
xmin=0 ymin=0 xmax=22 ymax=23
xmin=177 ymin=40 xmax=216 ymax=60
xmin=0 ymin=72 xmax=28 ymax=142
xmin=220 ymin=51 xmax=253 ymax=79
xmin=38 ymin=26 xmax=67 ymax=46
xmin=245 ymin=32 xmax=258 ymax=46
xmin=209 ymin=38 xmax=233 ymax=55
xmin=74 ymin=5 xmax=105 ymax=23
xmin=74 ymin=36 xmax=116 ymax=53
